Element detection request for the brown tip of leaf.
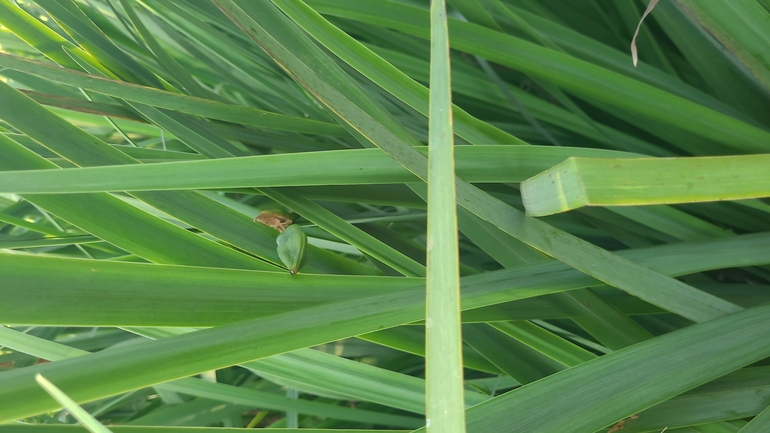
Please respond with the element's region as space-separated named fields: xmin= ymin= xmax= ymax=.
xmin=630 ymin=0 xmax=660 ymax=68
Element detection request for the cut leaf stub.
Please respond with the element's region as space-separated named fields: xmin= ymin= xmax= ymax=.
xmin=522 ymin=155 xmax=770 ymax=216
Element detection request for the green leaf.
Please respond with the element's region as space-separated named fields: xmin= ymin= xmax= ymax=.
xmin=424 ymin=0 xmax=465 ymax=431
xmin=0 ymin=146 xmax=641 ymax=194
xmin=488 ymin=321 xmax=597 ymax=367
xmin=521 ymin=155 xmax=770 ymax=216
xmin=276 ymin=224 xmax=308 ymax=275
xmin=34 ymin=375 xmax=114 ymax=433
xmin=2 ymin=231 xmax=767 ymax=327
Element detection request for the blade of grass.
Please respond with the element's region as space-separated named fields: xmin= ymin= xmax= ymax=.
xmin=0 ymin=235 xmax=99 ymax=250
xmin=424 ymin=0 xmax=465 ymax=430
xmin=34 ymin=375 xmax=114 ymax=433
xmin=152 ymin=378 xmax=422 ymax=428
xmin=124 ymin=103 xmax=249 ymax=158
xmin=2 ymin=231 xmax=768 ymax=327
xmin=244 ymin=349 xmax=488 ymax=412
xmin=489 ymin=321 xmax=597 ymax=367
xmin=0 ymin=145 xmax=642 ymax=194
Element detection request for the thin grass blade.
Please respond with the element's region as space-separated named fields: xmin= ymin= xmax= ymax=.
xmin=424 ymin=0 xmax=465 ymax=431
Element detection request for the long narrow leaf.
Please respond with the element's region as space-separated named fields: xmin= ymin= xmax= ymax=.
xmin=522 ymin=155 xmax=770 ymax=216
xmin=0 ymin=146 xmax=641 ymax=194
xmin=3 ymin=231 xmax=768 ymax=326
xmin=424 ymin=0 xmax=465 ymax=431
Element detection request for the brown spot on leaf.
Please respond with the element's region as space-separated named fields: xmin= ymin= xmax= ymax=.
xmin=607 ymin=414 xmax=638 ymax=432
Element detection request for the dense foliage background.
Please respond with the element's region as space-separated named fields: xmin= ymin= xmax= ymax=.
xmin=1 ymin=0 xmax=770 ymax=432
